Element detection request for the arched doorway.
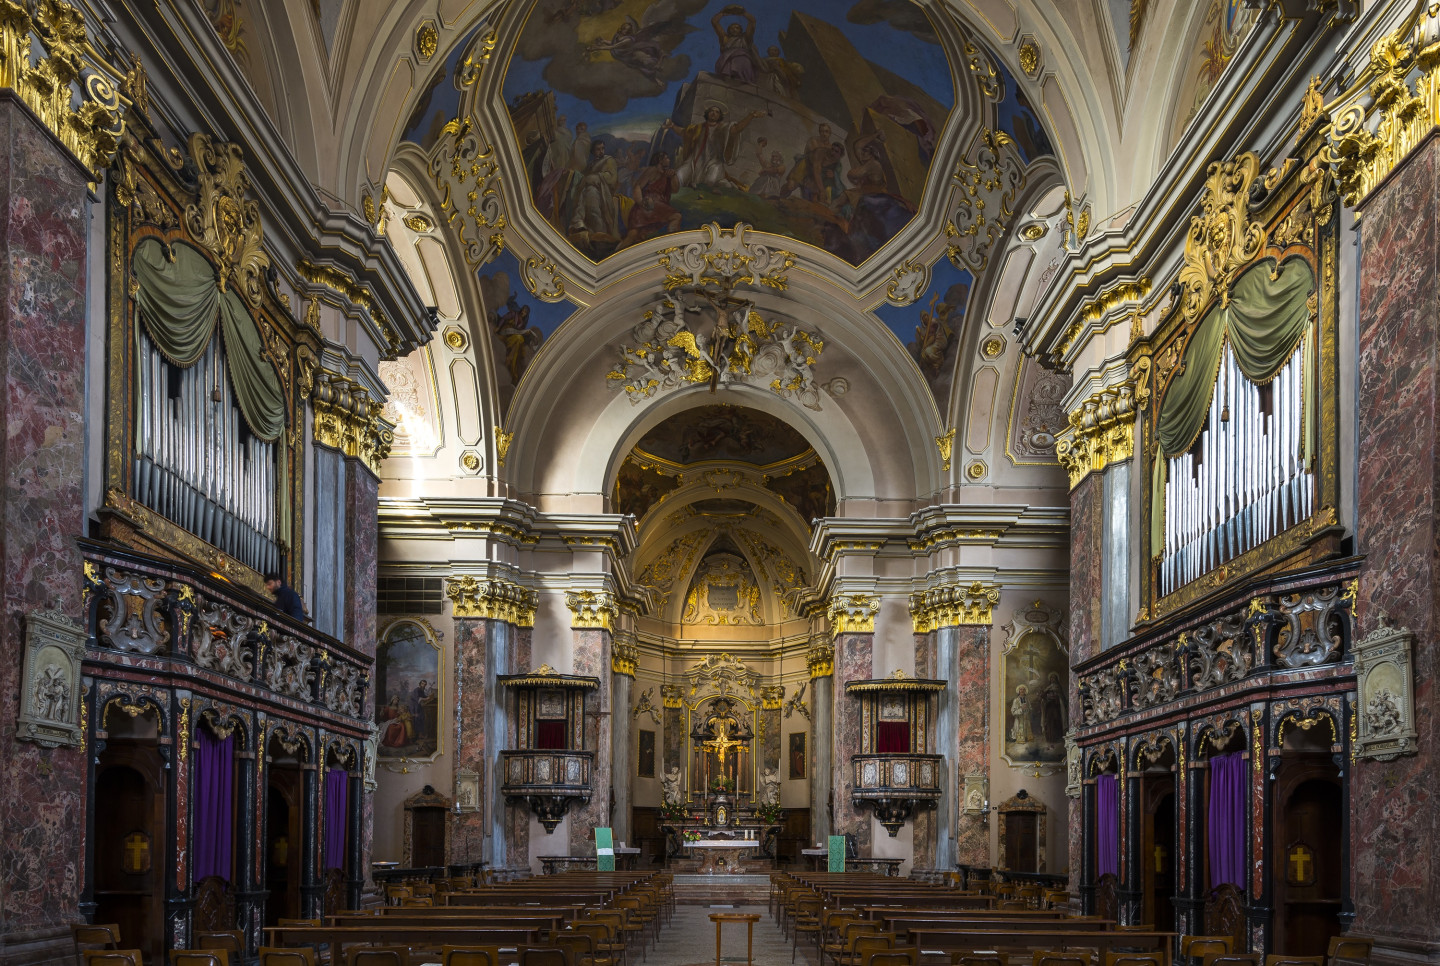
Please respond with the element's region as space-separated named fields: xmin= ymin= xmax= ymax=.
xmin=93 ymin=705 xmax=165 ymax=961
xmin=1272 ymin=720 xmax=1344 ymax=956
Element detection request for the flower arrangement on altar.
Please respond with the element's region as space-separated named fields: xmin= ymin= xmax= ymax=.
xmin=660 ymin=800 xmax=687 ymax=821
xmin=709 ymin=776 xmax=736 ymax=794
xmin=682 ymin=830 xmax=702 ymax=842
xmin=754 ymin=801 xmax=783 ymax=825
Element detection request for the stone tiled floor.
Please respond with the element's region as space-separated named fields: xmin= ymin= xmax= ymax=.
xmin=643 ymin=903 xmax=819 ymax=966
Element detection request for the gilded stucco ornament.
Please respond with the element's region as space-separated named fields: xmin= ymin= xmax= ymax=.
xmin=885 ymin=259 xmax=931 ymax=306
xmin=185 ymin=133 xmax=271 ymax=306
xmin=1018 ymin=39 xmax=1040 ymax=76
xmin=909 ymin=581 xmax=1000 ymax=632
xmin=947 ymin=129 xmax=1025 ymax=273
xmin=429 ymin=116 xmax=506 ymax=266
xmin=1326 ymin=5 xmax=1440 ymax=206
xmin=1054 ymin=359 xmax=1151 ymax=490
xmin=494 ymin=426 xmax=514 ymax=466
xmin=311 ymin=370 xmax=394 ymax=474
xmin=0 ymin=0 xmax=128 ymax=176
xmin=297 ymin=259 xmax=403 ymax=356
xmin=565 ymin=589 xmax=617 ymax=630
xmin=827 ymin=594 xmax=879 ymax=637
xmin=444 ymin=575 xmax=538 ymax=626
xmin=657 ymin=222 xmax=794 ymax=291
xmin=1176 ymin=152 xmax=1267 ymax=323
xmin=935 ymin=428 xmax=956 ymax=470
xmin=415 ymin=20 xmax=438 ymax=60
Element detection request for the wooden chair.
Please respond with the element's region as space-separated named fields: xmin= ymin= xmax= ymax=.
xmin=385 ymin=885 xmax=413 ymax=905
xmin=548 ymin=934 xmax=594 ymax=966
xmin=1264 ymin=957 xmax=1324 ymax=966
xmin=171 ymin=951 xmax=229 ymax=966
xmin=1034 ymin=952 xmax=1093 ymax=966
xmin=1201 ymin=956 xmax=1260 ymax=966
xmin=1043 ymin=890 xmax=1071 ymax=910
xmin=841 ymin=933 xmax=896 ymax=966
xmin=951 ymin=954 xmax=1004 ymax=966
xmin=400 ymin=896 xmax=434 ymax=907
xmin=1105 ymin=954 xmax=1164 ymax=966
xmin=1181 ymin=937 xmax=1234 ymax=966
xmin=81 ymin=951 xmax=141 ymax=966
xmin=73 ymin=924 xmax=122 ymax=966
xmin=791 ymin=897 xmax=824 ymax=964
xmin=866 ymin=947 xmax=919 ymax=966
xmin=345 ymin=947 xmax=410 ymax=966
xmin=521 ymin=949 xmax=569 ymax=966
xmin=258 ymin=948 xmax=317 ymax=966
xmin=571 ymin=922 xmax=622 ymax=966
xmin=1327 ymin=939 xmax=1373 ymax=966
xmin=996 ymin=899 xmax=1031 ymax=910
xmin=832 ymin=921 xmax=882 ymax=966
xmin=441 ymin=948 xmax=498 ymax=966
xmin=820 ymin=913 xmax=861 ymax=966
xmin=195 ymin=931 xmax=244 ymax=954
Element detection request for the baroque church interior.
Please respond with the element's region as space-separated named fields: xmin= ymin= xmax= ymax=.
xmin=1 ymin=0 xmax=1435 ymax=965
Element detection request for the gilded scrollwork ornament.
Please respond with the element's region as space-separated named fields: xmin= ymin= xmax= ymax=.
xmin=1176 ymin=152 xmax=1267 ymax=323
xmin=184 ymin=133 xmax=271 ymax=307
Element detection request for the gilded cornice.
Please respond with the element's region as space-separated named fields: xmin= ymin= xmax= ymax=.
xmin=1055 ymin=277 xmax=1152 ymax=357
xmin=565 ymin=589 xmax=617 ymax=631
xmin=297 ymin=259 xmax=403 ymax=357
xmin=311 ymin=370 xmax=394 ymax=475
xmin=444 ymin=575 xmax=538 ymax=627
xmin=827 ymin=594 xmax=879 ymax=638
xmin=1054 ymin=361 xmax=1151 ymax=491
xmin=806 ymin=640 xmax=835 ymax=678
xmin=909 ymin=581 xmax=1001 ymax=633
xmin=0 ymin=0 xmax=132 ymax=176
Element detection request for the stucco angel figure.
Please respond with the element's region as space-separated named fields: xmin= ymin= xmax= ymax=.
xmin=759 ymin=766 xmax=781 ymax=806
xmin=662 ymin=765 xmax=684 ymax=805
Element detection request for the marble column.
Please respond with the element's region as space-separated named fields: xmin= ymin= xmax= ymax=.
xmin=610 ymin=634 xmax=636 ymax=844
xmin=952 ymin=625 xmax=990 ymax=866
xmin=1352 ymin=133 xmax=1440 ymax=963
xmin=0 ymin=96 xmax=94 ymax=964
xmin=1067 ymin=472 xmax=1105 ymax=891
xmin=833 ymin=631 xmax=873 ymax=854
xmin=931 ymin=626 xmax=958 ymax=869
xmin=568 ymin=627 xmax=613 ymax=856
xmin=452 ymin=619 xmax=489 ymax=868
xmin=808 ymin=639 xmax=834 ymax=843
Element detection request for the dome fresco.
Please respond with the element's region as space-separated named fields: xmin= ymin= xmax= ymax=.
xmin=502 ymin=0 xmax=958 ymax=264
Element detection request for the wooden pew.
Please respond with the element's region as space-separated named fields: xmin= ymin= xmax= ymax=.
xmin=906 ymin=928 xmax=1177 ymax=966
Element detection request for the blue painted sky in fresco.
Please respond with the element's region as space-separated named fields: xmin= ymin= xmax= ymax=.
xmin=504 ymin=0 xmax=954 ymax=137
xmin=476 ymin=251 xmax=576 ymax=340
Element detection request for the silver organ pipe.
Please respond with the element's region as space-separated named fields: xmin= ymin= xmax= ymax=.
xmin=1160 ymin=340 xmax=1312 ymax=597
xmin=134 ymin=330 xmax=280 ymax=575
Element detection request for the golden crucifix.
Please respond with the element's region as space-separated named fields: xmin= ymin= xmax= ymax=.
xmin=704 ymin=718 xmax=741 ymax=766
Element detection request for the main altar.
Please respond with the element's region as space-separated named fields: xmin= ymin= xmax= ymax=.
xmin=658 ymin=668 xmax=783 ymax=873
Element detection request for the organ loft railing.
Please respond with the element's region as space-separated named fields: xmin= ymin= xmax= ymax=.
xmin=102 ymin=119 xmax=313 ymax=594
xmin=1139 ymin=146 xmax=1342 ymax=620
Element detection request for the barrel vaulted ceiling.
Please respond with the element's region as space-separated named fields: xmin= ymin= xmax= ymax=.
xmin=197 ymin=0 xmax=1264 ymax=514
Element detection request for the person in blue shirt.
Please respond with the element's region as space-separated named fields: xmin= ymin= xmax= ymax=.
xmin=263 ymin=572 xmax=310 ymax=624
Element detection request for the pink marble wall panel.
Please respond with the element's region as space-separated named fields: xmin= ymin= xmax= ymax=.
xmin=954 ymin=626 xmax=989 ymax=865
xmin=834 ymin=632 xmax=873 ymax=853
xmin=451 ymin=619 xmax=487 ymax=858
xmin=345 ymin=468 xmax=379 ymax=662
xmin=0 ymin=102 xmax=91 ymax=945
xmin=568 ymin=629 xmax=612 ymax=855
xmin=506 ymin=627 xmax=531 ymax=868
xmin=1352 ymin=135 xmax=1440 ymax=950
xmin=912 ymin=631 xmax=936 ymax=868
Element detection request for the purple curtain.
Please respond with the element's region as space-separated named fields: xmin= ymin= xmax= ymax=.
xmin=1208 ymin=751 xmax=1247 ymax=888
xmin=323 ymin=769 xmax=349 ymax=871
xmin=1095 ymin=773 xmax=1119 ymax=877
xmin=193 ymin=727 xmax=234 ymax=882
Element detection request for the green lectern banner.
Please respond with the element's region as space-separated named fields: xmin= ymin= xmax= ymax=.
xmin=828 ymin=835 xmax=846 ymax=873
xmin=595 ymin=827 xmax=615 ymax=871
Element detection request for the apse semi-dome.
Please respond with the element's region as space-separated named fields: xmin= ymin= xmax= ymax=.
xmin=501 ymin=0 xmax=964 ymax=265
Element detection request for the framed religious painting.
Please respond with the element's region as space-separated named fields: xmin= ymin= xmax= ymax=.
xmin=789 ymin=731 xmax=806 ymax=779
xmin=375 ymin=620 xmax=442 ymax=760
xmin=638 ymin=729 xmax=656 ymax=778
xmin=1000 ymin=601 xmax=1068 ymax=773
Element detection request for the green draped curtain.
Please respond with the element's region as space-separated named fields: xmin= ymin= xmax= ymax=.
xmin=132 ymin=237 xmax=290 ymax=543
xmin=132 ymin=238 xmax=285 ymax=441
xmin=1150 ymin=256 xmax=1316 ymax=552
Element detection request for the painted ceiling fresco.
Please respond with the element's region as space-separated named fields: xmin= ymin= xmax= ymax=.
xmin=503 ymin=0 xmax=955 ymax=264
xmin=874 ymin=256 xmax=972 ymax=408
xmin=633 ymin=404 xmax=811 ymax=465
xmin=476 ymin=251 xmax=578 ymax=413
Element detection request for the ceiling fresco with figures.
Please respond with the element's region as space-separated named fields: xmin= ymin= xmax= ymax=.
xmin=502 ymin=0 xmax=959 ymax=264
